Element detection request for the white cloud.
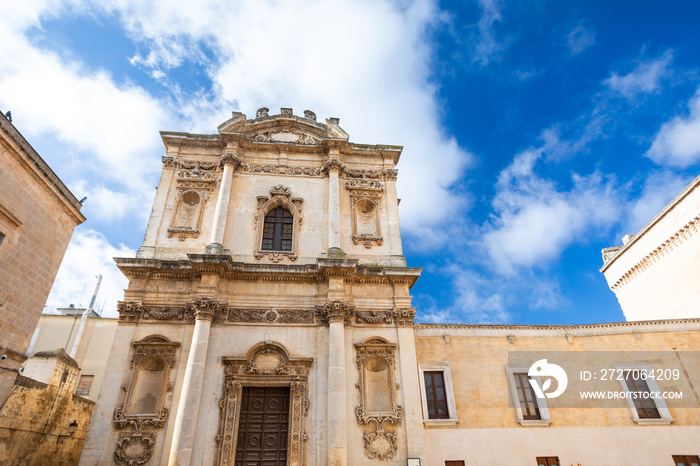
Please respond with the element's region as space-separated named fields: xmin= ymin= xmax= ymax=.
xmin=645 ymin=88 xmax=700 ymax=167
xmin=623 ymin=171 xmax=693 ymax=234
xmin=45 ymin=229 xmax=134 ymax=317
xmin=471 ymin=0 xmax=504 ymax=66
xmin=605 ymin=50 xmax=673 ymax=99
xmin=567 ymin=24 xmax=595 ymax=56
xmin=485 ymin=149 xmax=619 ymax=275
xmin=95 ymin=0 xmax=472 ymax=234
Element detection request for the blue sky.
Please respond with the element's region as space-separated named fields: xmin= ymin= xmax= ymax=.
xmin=2 ymin=0 xmax=699 ymax=324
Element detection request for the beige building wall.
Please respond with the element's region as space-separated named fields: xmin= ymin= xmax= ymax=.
xmin=30 ymin=314 xmax=118 ymax=401
xmin=81 ymin=109 xmax=426 ymax=466
xmin=415 ymin=320 xmax=700 ymax=465
xmin=0 ymin=113 xmax=86 ymax=406
xmin=601 ymin=174 xmax=700 ymax=321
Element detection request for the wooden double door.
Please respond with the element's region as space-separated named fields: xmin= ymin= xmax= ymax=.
xmin=235 ymin=386 xmax=290 ymax=466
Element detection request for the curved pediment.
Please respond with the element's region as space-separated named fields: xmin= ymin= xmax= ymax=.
xmin=217 ymin=107 xmax=349 ymax=145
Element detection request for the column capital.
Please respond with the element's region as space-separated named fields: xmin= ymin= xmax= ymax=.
xmin=316 ymin=300 xmax=355 ymax=325
xmin=322 ymin=158 xmax=343 ymax=175
xmin=189 ymin=297 xmax=226 ymax=321
xmin=219 ymin=154 xmax=241 ymax=170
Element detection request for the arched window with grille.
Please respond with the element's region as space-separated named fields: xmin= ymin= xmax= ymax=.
xmin=262 ymin=206 xmax=293 ymax=251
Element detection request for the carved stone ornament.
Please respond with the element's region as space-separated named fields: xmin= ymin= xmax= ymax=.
xmin=167 ymin=185 xmax=210 ymax=241
xmin=342 ymin=168 xmax=398 ymax=180
xmin=113 ymin=335 xmax=180 ymax=465
xmin=228 ymin=309 xmax=314 ymax=324
xmin=354 ymin=337 xmax=402 ymax=460
xmin=188 ymin=297 xmax=226 ymax=321
xmin=248 ymin=128 xmax=321 ymax=145
xmin=253 ymin=185 xmax=304 ymax=262
xmin=114 ymin=432 xmax=155 ymax=465
xmin=345 ymin=179 xmax=384 ymax=191
xmin=219 ymin=153 xmax=242 ymax=169
xmin=350 ymin=195 xmax=383 ymax=249
xmin=392 ymin=307 xmax=416 ymax=326
xmin=315 ymin=300 xmax=355 ymax=325
xmin=162 ymin=157 xmax=219 ymax=172
xmin=355 ymin=310 xmax=393 ymax=325
xmin=117 ymin=301 xmax=148 ymax=322
xmin=241 ymin=163 xmax=321 ymax=177
xmin=321 ymin=158 xmax=343 ymax=174
xmin=217 ymin=342 xmax=313 ymax=466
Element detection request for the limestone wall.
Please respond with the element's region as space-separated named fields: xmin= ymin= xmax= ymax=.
xmin=0 ymin=362 xmax=94 ymax=465
xmin=0 ymin=114 xmax=85 ymax=405
xmin=415 ymin=322 xmax=700 ymax=464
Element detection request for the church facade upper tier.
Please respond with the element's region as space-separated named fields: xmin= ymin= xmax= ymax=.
xmin=136 ymin=107 xmax=406 ymax=267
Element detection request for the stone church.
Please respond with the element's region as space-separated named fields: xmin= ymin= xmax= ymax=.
xmin=81 ymin=109 xmax=700 ymax=466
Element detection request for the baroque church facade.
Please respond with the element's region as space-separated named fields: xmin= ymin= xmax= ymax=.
xmin=81 ymin=109 xmax=700 ymax=466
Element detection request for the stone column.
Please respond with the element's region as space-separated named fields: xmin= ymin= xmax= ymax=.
xmin=168 ymin=298 xmax=220 ymax=466
xmin=395 ymin=310 xmax=427 ymax=463
xmin=325 ymin=158 xmax=343 ymax=254
xmin=324 ymin=300 xmax=354 ymax=466
xmin=206 ymin=152 xmax=239 ymax=255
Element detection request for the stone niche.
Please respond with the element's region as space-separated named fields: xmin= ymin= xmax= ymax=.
xmin=354 ymin=337 xmax=402 ymax=461
xmin=112 ymin=335 xmax=180 ymax=466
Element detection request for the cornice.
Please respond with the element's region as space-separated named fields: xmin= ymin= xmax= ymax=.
xmin=114 ymin=256 xmax=422 ymax=286
xmin=605 ymin=214 xmax=700 ymax=292
xmin=600 ymin=173 xmax=700 ymax=273
xmin=415 ymin=318 xmax=700 ymax=338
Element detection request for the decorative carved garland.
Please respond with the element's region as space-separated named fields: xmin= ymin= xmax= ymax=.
xmin=217 ymin=342 xmax=313 ymax=466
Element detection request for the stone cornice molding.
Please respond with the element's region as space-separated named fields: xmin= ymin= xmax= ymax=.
xmin=601 ymin=173 xmax=700 ymax=273
xmin=415 ymin=318 xmax=700 ymax=338
xmin=115 ymin=257 xmax=422 ymax=287
xmin=605 ymin=214 xmax=700 ymax=292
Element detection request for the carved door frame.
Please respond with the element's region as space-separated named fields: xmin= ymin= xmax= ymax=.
xmin=217 ymin=342 xmax=312 ymax=466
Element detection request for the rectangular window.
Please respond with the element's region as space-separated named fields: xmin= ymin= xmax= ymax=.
xmin=445 ymin=462 xmax=465 ymax=466
xmin=673 ymin=455 xmax=700 ymax=466
xmin=507 ymin=366 xmax=551 ymax=426
xmin=514 ymin=372 xmax=541 ymax=420
xmin=0 ymin=231 xmax=5 ymax=248
xmin=418 ymin=364 xmax=458 ymax=425
xmin=616 ymin=363 xmax=673 ymax=425
xmin=624 ymin=374 xmax=660 ymax=419
xmin=536 ymin=457 xmax=560 ymax=466
xmin=75 ymin=374 xmax=94 ymax=396
xmin=424 ymin=371 xmax=449 ymax=419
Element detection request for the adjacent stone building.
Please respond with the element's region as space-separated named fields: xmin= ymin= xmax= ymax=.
xmin=0 ymin=112 xmax=86 ymax=407
xmin=601 ymin=174 xmax=700 ymax=321
xmin=29 ymin=308 xmax=118 ymax=401
xmin=80 ymin=109 xmax=700 ymax=466
xmin=0 ymin=349 xmax=95 ymax=465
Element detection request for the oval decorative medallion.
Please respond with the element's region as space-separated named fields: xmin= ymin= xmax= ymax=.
xmin=270 ymin=132 xmax=300 ymax=142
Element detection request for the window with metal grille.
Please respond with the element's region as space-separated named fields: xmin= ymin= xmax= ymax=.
xmin=536 ymin=457 xmax=560 ymax=466
xmin=673 ymin=455 xmax=700 ymax=466
xmin=624 ymin=373 xmax=661 ymax=419
xmin=262 ymin=207 xmax=293 ymax=251
xmin=514 ymin=372 xmax=541 ymax=420
xmin=423 ymin=371 xmax=449 ymax=419
xmin=75 ymin=374 xmax=94 ymax=396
